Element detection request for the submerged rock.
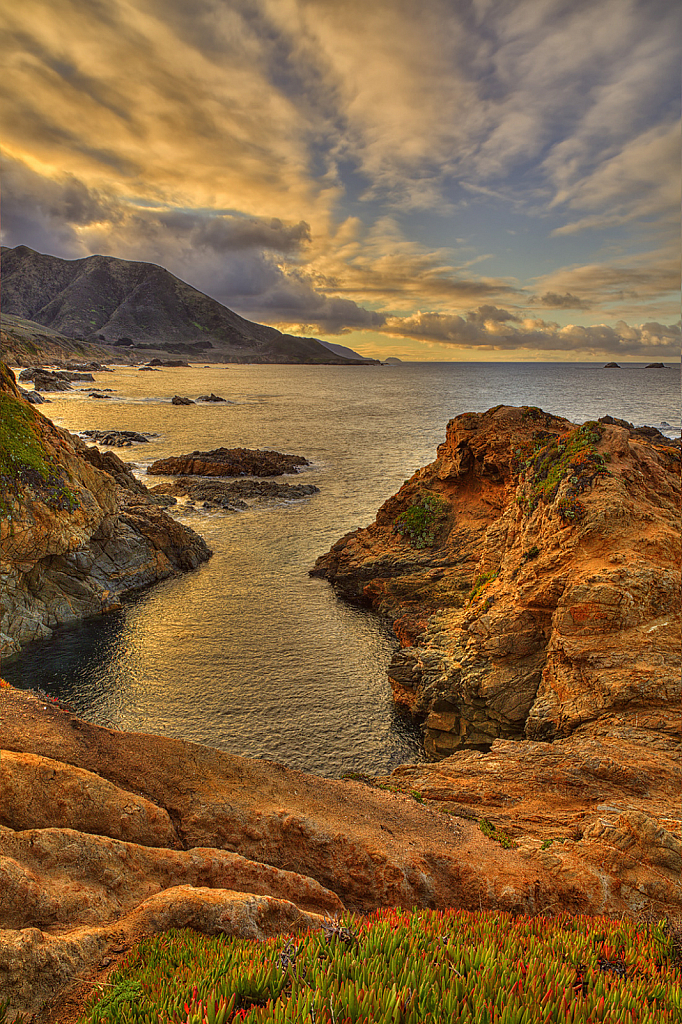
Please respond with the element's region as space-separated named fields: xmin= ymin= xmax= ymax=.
xmin=148 ymin=447 xmax=310 ymax=477
xmin=171 ymin=394 xmax=194 ymax=405
xmin=0 ymin=364 xmax=211 ymax=657
xmin=196 ymin=392 xmax=227 ymax=402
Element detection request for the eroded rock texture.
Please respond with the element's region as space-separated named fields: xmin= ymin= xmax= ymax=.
xmin=312 ymin=405 xmax=680 ymax=758
xmin=0 ymin=365 xmax=211 ymax=656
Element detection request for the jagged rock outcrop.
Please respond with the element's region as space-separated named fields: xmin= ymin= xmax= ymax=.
xmin=148 ymin=447 xmax=309 ymax=478
xmin=1 ymin=684 xmax=680 ymax=1018
xmin=312 ymin=405 xmax=680 ymax=759
xmin=0 ymin=365 xmax=211 ymax=656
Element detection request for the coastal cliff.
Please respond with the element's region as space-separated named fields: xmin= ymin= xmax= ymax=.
xmin=312 ymin=405 xmax=680 ymax=757
xmin=1 ymin=685 xmax=680 ymax=1018
xmin=0 ymin=364 xmax=211 ymax=656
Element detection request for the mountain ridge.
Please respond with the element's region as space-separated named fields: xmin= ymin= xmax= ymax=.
xmin=1 ymin=246 xmax=377 ymax=364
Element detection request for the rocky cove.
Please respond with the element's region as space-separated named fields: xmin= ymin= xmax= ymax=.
xmin=1 ymin=374 xmax=681 ymax=1019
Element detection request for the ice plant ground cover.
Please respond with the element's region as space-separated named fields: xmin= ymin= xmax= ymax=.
xmin=80 ymin=908 xmax=681 ymax=1024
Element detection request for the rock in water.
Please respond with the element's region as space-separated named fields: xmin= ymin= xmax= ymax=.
xmin=196 ymin=393 xmax=227 ymax=402
xmin=18 ymin=368 xmax=73 ymax=392
xmin=0 ymin=364 xmax=212 ymax=657
xmin=312 ymin=404 xmax=680 ymax=758
xmin=171 ymin=394 xmax=194 ymax=405
xmin=80 ymin=429 xmax=152 ymax=446
xmin=148 ymin=447 xmax=309 ymax=477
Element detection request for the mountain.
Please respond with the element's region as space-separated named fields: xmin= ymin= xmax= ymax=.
xmin=317 ymin=339 xmax=377 ymax=362
xmin=1 ymin=246 xmax=375 ymax=364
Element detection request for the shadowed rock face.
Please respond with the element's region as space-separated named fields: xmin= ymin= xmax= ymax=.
xmin=1 ymin=686 xmax=680 ymax=1018
xmin=312 ymin=405 xmax=680 ymax=758
xmin=0 ymin=366 xmax=211 ymax=656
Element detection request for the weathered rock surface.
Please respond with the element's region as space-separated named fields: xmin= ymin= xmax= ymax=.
xmin=312 ymin=406 xmax=680 ymax=757
xmin=1 ymin=685 xmax=680 ymax=1018
xmin=309 ymin=405 xmax=680 ymax=943
xmin=0 ymin=365 xmax=211 ymax=657
xmin=171 ymin=394 xmax=194 ymax=405
xmin=148 ymin=447 xmax=310 ymax=478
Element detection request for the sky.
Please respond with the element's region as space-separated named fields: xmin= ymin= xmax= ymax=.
xmin=2 ymin=0 xmax=680 ymax=361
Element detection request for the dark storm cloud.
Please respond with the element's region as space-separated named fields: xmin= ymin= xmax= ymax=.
xmin=155 ymin=212 xmax=312 ymax=253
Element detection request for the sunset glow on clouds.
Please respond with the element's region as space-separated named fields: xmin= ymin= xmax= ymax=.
xmin=2 ymin=0 xmax=679 ymax=360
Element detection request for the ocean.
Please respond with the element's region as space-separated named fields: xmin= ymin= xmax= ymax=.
xmin=4 ymin=360 xmax=679 ymax=776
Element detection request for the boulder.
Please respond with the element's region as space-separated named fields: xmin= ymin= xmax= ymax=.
xmin=171 ymin=395 xmax=194 ymax=405
xmin=196 ymin=393 xmax=227 ymax=402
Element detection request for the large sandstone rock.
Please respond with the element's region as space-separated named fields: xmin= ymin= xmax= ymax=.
xmin=147 ymin=447 xmax=309 ymax=477
xmin=0 ymin=365 xmax=211 ymax=656
xmin=1 ymin=686 xmax=680 ymax=1019
xmin=312 ymin=406 xmax=680 ymax=757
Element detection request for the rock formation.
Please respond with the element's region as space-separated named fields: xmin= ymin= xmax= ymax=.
xmin=311 ymin=405 xmax=680 ymax=918
xmin=313 ymin=405 xmax=680 ymax=756
xmin=0 ymin=365 xmax=211 ymax=657
xmin=1 ymin=683 xmax=681 ymax=1019
xmin=148 ymin=448 xmax=310 ymax=478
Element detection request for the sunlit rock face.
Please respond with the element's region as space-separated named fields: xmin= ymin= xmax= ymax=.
xmin=0 ymin=364 xmax=211 ymax=656
xmin=2 ymin=685 xmax=681 ymax=1018
xmin=312 ymin=405 xmax=681 ymax=757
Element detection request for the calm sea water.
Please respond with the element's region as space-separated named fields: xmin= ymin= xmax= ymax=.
xmin=5 ymin=361 xmax=679 ymax=776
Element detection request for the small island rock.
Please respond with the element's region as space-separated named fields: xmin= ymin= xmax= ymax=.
xmin=171 ymin=395 xmax=194 ymax=405
xmin=148 ymin=447 xmax=309 ymax=477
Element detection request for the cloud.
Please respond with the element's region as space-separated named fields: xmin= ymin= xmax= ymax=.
xmin=1 ymin=0 xmax=679 ymax=352
xmin=466 ymin=305 xmax=521 ymax=323
xmin=533 ymin=292 xmax=592 ymax=310
xmin=381 ymin=310 xmax=680 ymax=359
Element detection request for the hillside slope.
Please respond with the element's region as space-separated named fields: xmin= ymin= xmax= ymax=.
xmin=1 ymin=246 xmax=373 ymax=364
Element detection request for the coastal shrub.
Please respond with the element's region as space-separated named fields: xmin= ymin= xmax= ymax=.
xmin=394 ymin=494 xmax=449 ymax=548
xmin=78 ymin=908 xmax=682 ymax=1024
xmin=517 ymin=422 xmax=608 ymax=518
xmin=468 ymin=569 xmax=498 ymax=603
xmin=478 ymin=817 xmax=517 ymax=849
